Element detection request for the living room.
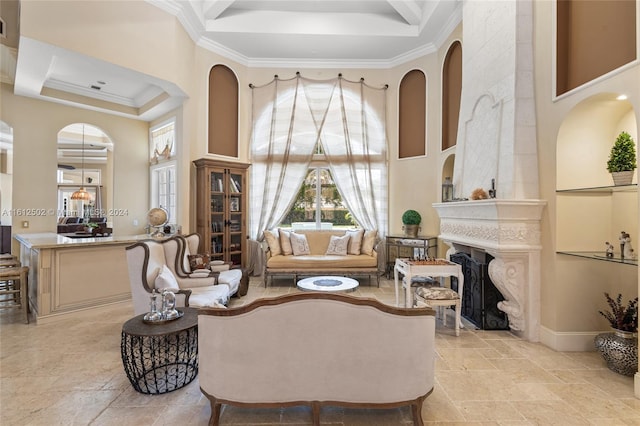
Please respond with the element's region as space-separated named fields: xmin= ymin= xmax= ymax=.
xmin=1 ymin=0 xmax=639 ymax=423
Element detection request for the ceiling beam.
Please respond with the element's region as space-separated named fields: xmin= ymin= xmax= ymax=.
xmin=202 ymin=0 xmax=235 ymax=20
xmin=386 ymin=0 xmax=422 ymax=26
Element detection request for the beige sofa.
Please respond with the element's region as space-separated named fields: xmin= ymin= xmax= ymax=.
xmin=198 ymin=292 xmax=436 ymax=426
xmin=262 ymin=229 xmax=381 ymax=286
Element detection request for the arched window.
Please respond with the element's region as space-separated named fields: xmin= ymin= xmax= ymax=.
xmin=208 ymin=65 xmax=238 ymax=156
xmin=249 ymin=75 xmax=388 ymax=238
xmin=442 ymin=41 xmax=462 ymax=151
xmin=398 ymin=70 xmax=426 ymax=158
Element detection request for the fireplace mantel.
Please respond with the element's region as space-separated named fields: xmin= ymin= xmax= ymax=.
xmin=433 ymin=199 xmax=546 ymax=341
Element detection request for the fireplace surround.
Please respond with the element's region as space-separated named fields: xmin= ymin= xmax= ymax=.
xmin=433 ymin=199 xmax=546 ymax=341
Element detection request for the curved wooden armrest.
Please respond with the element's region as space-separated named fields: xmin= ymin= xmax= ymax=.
xmin=177 ymin=289 xmax=192 ymax=306
xmin=208 ymin=271 xmax=220 ymax=285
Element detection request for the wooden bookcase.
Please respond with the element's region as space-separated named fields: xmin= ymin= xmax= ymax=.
xmin=194 ymin=159 xmax=250 ymax=268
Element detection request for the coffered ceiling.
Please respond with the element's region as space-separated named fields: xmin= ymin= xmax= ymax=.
xmin=6 ymin=0 xmax=462 ymax=126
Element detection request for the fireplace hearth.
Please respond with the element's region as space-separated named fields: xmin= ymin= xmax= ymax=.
xmin=450 ymin=251 xmax=509 ymax=330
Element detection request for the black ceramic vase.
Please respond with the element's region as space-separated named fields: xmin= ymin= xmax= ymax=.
xmin=594 ymin=329 xmax=638 ymax=376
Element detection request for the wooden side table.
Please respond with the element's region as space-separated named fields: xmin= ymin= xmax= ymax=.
xmin=121 ymin=307 xmax=198 ymax=394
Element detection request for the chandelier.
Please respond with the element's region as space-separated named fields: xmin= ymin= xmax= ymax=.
xmin=70 ymin=124 xmax=92 ymax=201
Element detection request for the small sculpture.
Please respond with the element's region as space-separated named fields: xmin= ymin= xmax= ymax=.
xmin=161 ymin=289 xmax=179 ymax=320
xmin=605 ymin=242 xmax=614 ymax=258
xmin=622 ymin=232 xmax=636 ymax=260
xmin=620 ymin=231 xmax=627 ymax=259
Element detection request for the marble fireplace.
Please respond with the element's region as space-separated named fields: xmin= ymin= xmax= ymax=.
xmin=434 ymin=0 xmax=546 ymax=341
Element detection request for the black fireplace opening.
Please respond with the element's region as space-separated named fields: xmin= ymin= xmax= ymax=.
xmin=450 ymin=251 xmax=509 ymax=330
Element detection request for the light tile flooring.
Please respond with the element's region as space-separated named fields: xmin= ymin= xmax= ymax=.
xmin=1 ymin=276 xmax=637 ymax=425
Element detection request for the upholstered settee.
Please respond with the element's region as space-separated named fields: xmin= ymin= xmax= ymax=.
xmin=125 ymin=235 xmax=242 ymax=315
xmin=262 ymin=228 xmax=381 ymax=286
xmin=198 ymin=292 xmax=436 ymax=426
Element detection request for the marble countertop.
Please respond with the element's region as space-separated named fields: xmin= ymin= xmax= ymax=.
xmin=15 ymin=233 xmax=153 ymax=249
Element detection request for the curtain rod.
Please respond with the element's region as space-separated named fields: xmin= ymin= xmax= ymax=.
xmin=249 ymin=71 xmax=388 ymax=89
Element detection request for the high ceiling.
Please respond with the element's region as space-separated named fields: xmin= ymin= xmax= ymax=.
xmin=7 ymin=0 xmax=462 ymax=127
xmin=152 ymin=0 xmax=462 ymax=66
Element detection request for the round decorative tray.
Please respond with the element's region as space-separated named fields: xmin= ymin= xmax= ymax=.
xmin=142 ymin=309 xmax=184 ymax=324
xmin=313 ymin=278 xmax=342 ymax=287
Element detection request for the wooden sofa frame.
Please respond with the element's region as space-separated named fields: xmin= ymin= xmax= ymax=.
xmin=198 ymin=292 xmax=436 ymax=426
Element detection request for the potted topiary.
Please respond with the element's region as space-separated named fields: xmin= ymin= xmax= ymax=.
xmin=594 ymin=292 xmax=638 ymax=376
xmin=401 ymin=210 xmax=421 ymax=238
xmin=607 ymin=131 xmax=637 ymax=186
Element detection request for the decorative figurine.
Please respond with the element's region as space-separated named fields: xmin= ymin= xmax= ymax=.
xmin=605 ymin=242 xmax=614 ymax=258
xmin=161 ymin=289 xmax=179 ymax=320
xmin=622 ymin=232 xmax=636 ymax=260
xmin=620 ymin=231 xmax=627 ymax=259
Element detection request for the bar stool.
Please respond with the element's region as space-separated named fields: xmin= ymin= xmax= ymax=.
xmin=0 ymin=266 xmax=29 ymax=323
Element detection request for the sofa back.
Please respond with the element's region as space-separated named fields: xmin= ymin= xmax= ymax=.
xmin=293 ymin=229 xmax=351 ymax=255
xmin=198 ymin=293 xmax=435 ymax=404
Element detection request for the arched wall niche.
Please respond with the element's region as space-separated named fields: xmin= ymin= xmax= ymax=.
xmin=442 ymin=40 xmax=462 ymax=151
xmin=398 ymin=69 xmax=426 ymax=159
xmin=556 ymin=92 xmax=638 ymax=253
xmin=442 ymin=153 xmax=455 ymax=198
xmin=556 ymin=93 xmax=637 ymax=190
xmin=208 ymin=64 xmax=239 ymax=157
xmin=57 ymin=123 xmax=114 ymax=224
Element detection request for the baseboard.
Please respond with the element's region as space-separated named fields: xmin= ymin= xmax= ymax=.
xmin=539 ymin=325 xmax=601 ymax=352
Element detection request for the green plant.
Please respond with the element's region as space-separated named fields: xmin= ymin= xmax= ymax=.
xmin=607 ymin=131 xmax=637 ymax=173
xmin=599 ymin=292 xmax=638 ymax=332
xmin=401 ymin=209 xmax=421 ymax=225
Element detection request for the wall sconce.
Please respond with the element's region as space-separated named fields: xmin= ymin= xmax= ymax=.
xmin=442 ymin=177 xmax=453 ymax=202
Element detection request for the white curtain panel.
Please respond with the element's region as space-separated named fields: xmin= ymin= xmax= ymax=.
xmin=249 ymin=74 xmax=388 ymax=240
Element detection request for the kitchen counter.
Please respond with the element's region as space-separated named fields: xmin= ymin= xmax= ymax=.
xmin=16 ymin=232 xmax=154 ymax=324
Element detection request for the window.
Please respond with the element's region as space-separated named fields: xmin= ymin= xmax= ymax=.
xmin=150 ymin=120 xmax=175 ymax=162
xmin=281 ymin=168 xmax=355 ymax=230
xmin=249 ymin=75 xmax=388 ymax=239
xmin=151 ymin=164 xmax=176 ymax=224
xmin=150 ymin=119 xmax=177 ymax=224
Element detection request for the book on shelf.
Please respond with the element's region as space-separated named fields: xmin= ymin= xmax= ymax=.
xmin=229 ymin=178 xmax=239 ymax=193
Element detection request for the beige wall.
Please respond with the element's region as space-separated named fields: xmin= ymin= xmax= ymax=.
xmin=1 ymin=84 xmax=149 ymax=239
xmin=533 ymin=0 xmax=640 ymax=335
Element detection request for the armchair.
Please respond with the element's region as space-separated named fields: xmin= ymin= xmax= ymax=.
xmin=125 ymin=238 xmax=229 ymax=316
xmin=177 ymin=233 xmax=242 ymax=297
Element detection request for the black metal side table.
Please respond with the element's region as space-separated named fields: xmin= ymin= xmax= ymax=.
xmin=121 ymin=307 xmax=198 ymax=394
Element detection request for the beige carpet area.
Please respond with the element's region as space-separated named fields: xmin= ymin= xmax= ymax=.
xmin=1 ymin=276 xmax=638 ymax=425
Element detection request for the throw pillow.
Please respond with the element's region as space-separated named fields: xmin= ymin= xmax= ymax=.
xmin=155 ymin=264 xmax=180 ymax=291
xmin=361 ymin=229 xmax=378 ymax=256
xmin=188 ymin=253 xmax=210 ymax=270
xmin=263 ymin=229 xmax=282 ymax=256
xmin=345 ymin=229 xmax=364 ymax=255
xmin=279 ymin=228 xmax=293 ymax=255
xmin=290 ymin=232 xmax=311 ymax=256
xmin=326 ymin=234 xmax=350 ymax=256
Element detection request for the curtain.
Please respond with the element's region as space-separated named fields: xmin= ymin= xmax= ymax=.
xmin=249 ymin=73 xmax=388 ymax=240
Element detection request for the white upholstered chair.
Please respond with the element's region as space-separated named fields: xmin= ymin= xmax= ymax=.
xmin=125 ymin=238 xmax=229 ymax=315
xmin=177 ymin=233 xmax=242 ymax=297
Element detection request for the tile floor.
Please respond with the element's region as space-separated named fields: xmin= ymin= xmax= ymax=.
xmin=1 ymin=276 xmax=637 ymax=425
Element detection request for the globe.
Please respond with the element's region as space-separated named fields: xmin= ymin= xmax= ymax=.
xmin=147 ymin=207 xmax=169 ymax=237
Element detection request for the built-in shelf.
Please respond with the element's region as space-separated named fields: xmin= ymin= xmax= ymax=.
xmin=557 ymin=251 xmax=638 ymax=266
xmin=556 ymin=184 xmax=637 ymax=193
